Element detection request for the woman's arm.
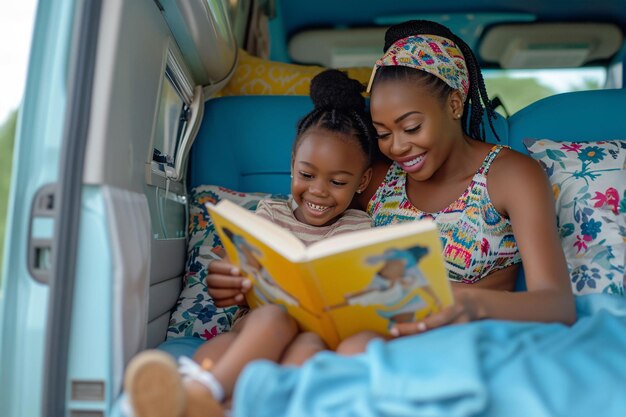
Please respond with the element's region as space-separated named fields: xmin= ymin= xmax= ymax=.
xmin=487 ymin=150 xmax=575 ymax=322
xmin=392 ymin=150 xmax=576 ymax=336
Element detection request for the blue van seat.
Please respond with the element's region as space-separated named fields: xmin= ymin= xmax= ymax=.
xmin=189 ymin=95 xmax=510 ymax=192
xmin=189 ymin=96 xmax=314 ymax=194
xmin=508 ymin=88 xmax=626 ymax=152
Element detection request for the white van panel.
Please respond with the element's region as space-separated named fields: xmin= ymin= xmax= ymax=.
xmin=83 ymin=0 xmax=171 ymax=192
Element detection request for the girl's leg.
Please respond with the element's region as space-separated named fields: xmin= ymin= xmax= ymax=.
xmin=197 ymin=304 xmax=299 ymax=398
xmin=192 ymin=329 xmax=239 ymax=369
xmin=280 ymin=332 xmax=327 ymax=366
xmin=336 ymin=331 xmax=385 ymax=355
xmin=125 ymin=305 xmax=298 ymax=417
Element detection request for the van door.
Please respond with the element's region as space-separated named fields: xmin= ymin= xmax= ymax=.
xmin=0 ymin=1 xmax=103 ymax=416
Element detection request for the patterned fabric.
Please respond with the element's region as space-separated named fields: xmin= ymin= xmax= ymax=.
xmin=167 ymin=185 xmax=289 ymax=341
xmin=219 ymin=49 xmax=372 ymax=96
xmin=367 ymin=145 xmax=521 ymax=283
xmin=524 ymin=139 xmax=626 ymax=296
xmin=255 ymin=199 xmax=372 ymax=246
xmin=367 ymin=35 xmax=469 ymax=102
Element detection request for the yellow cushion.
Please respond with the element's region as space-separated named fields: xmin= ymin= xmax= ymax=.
xmin=220 ymin=50 xmax=372 ymax=96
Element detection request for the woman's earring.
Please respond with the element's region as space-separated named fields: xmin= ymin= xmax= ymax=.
xmin=356 ymin=189 xmax=363 ymax=194
xmin=290 ymin=174 xmax=293 ymax=178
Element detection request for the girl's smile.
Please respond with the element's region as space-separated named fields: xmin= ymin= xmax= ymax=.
xmin=302 ymin=200 xmax=332 ymax=215
xmin=291 ymin=127 xmax=371 ymax=227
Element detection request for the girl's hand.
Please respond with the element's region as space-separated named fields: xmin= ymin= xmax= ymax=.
xmin=389 ymin=287 xmax=480 ymax=337
xmin=206 ymin=259 xmax=251 ymax=307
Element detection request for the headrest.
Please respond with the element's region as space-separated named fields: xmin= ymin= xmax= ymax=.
xmin=508 ymin=88 xmax=626 ymax=153
xmin=189 ymin=96 xmax=313 ymax=192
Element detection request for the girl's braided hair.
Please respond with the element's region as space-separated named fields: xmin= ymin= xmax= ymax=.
xmin=295 ymin=69 xmax=376 ymax=164
xmin=374 ymin=20 xmax=498 ymax=142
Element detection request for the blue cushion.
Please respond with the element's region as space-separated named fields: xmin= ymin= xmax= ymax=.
xmin=508 ymin=88 xmax=626 ymax=153
xmin=189 ymin=96 xmax=314 ymax=193
xmin=157 ymin=336 xmax=205 ymax=359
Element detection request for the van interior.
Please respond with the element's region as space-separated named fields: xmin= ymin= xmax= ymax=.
xmin=1 ymin=0 xmax=625 ymax=416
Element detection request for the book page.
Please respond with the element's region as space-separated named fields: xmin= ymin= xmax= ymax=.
xmin=308 ymin=225 xmax=452 ymax=341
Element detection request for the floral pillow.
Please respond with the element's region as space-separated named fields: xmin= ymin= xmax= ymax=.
xmin=167 ymin=185 xmax=289 ymax=341
xmin=524 ymin=139 xmax=626 ymax=296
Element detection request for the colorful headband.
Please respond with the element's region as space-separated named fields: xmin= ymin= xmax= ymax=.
xmin=366 ymin=34 xmax=470 ymax=102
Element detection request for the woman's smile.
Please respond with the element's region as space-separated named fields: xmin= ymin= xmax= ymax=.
xmin=397 ymin=152 xmax=427 ymax=172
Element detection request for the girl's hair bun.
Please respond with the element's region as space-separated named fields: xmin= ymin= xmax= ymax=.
xmin=310 ymin=69 xmax=365 ymax=112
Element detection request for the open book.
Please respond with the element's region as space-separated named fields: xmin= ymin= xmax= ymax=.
xmin=206 ymin=200 xmax=453 ymax=349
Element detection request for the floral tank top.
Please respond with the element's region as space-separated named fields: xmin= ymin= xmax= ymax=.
xmin=367 ymin=145 xmax=521 ymax=283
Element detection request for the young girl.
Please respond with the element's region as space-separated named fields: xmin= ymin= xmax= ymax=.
xmin=207 ymin=20 xmax=576 ymax=348
xmin=124 ymin=69 xmax=376 ymax=417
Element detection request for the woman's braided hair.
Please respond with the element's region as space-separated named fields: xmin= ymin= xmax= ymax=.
xmin=374 ymin=20 xmax=499 ymax=142
xmin=295 ymin=69 xmax=376 ymax=164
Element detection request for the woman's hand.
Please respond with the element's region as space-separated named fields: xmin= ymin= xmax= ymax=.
xmin=206 ymin=259 xmax=251 ymax=308
xmin=389 ymin=287 xmax=481 ymax=337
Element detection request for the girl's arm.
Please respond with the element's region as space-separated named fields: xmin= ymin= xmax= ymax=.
xmin=206 ymin=257 xmax=251 ymax=308
xmin=204 ymin=201 xmax=274 ymax=307
xmin=392 ymin=150 xmax=576 ymax=335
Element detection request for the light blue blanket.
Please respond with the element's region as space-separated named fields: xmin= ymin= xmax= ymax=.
xmin=233 ymin=294 xmax=626 ymax=417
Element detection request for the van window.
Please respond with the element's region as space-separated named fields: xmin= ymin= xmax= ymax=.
xmin=484 ymin=67 xmax=607 ymax=116
xmin=152 ymin=71 xmax=189 ymax=168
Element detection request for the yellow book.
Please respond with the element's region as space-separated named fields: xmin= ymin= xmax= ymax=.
xmin=206 ymin=200 xmax=453 ymax=349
